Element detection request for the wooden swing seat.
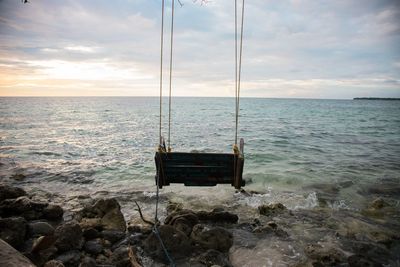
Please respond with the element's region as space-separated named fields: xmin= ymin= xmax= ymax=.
xmin=155 ymin=140 xmax=245 ymax=189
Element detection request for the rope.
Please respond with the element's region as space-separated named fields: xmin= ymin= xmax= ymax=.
xmin=235 ymin=0 xmax=245 ymax=146
xmin=159 ymin=0 xmax=165 ymax=145
xmin=168 ymin=0 xmax=175 ymax=152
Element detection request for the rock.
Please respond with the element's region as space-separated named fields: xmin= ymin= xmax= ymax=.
xmin=83 ymin=228 xmax=100 ymax=240
xmin=81 ymin=198 xmax=126 ymax=232
xmin=165 ymin=210 xmax=199 ymax=236
xmin=369 ymin=198 xmax=389 ymax=210
xmin=10 ymin=173 xmax=27 ymax=181
xmin=347 ymin=254 xmax=377 ymax=267
xmin=111 ymin=233 xmax=143 ymax=250
xmin=54 ymin=222 xmax=83 ymax=252
xmin=96 ymin=254 xmax=111 ymax=265
xmin=80 ymin=218 xmax=102 ymax=230
xmin=84 ymin=239 xmax=103 ymax=255
xmin=0 ymin=216 xmax=27 ymax=248
xmin=195 ymin=249 xmax=232 ymax=267
xmin=101 ymin=208 xmax=126 ymax=232
xmin=258 ymin=203 xmax=287 ymax=216
xmin=144 ymin=225 xmax=191 ymax=261
xmin=55 ymin=250 xmax=81 ymax=267
xmin=191 ymin=224 xmax=233 ymax=253
xmin=0 ymin=196 xmax=47 ymax=220
xmin=28 ymin=221 xmax=55 ymax=236
xmin=127 ymin=217 xmax=152 ymax=234
xmin=101 ymin=229 xmax=126 ymax=245
xmin=0 ymin=184 xmax=27 ymax=201
xmin=305 ymin=243 xmax=346 ymax=266
xmin=0 ymin=239 xmax=36 ymax=267
xmin=31 ymin=235 xmax=57 ymax=253
xmin=79 ymin=256 xmax=97 ymax=267
xmin=110 ymin=245 xmax=131 ymax=267
xmin=166 ymin=201 xmax=183 ymax=214
xmin=43 ymin=204 xmax=64 ymax=221
xmin=44 ymin=260 xmax=65 ymax=267
xmin=196 ymin=210 xmax=238 ymax=224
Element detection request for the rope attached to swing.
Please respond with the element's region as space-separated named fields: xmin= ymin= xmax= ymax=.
xmin=235 ymin=0 xmax=245 ymax=146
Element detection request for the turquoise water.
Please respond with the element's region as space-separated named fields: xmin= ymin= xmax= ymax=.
xmin=1 ymin=97 xmax=400 ymax=209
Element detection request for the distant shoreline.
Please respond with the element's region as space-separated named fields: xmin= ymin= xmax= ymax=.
xmin=354 ymin=97 xmax=400 ymax=100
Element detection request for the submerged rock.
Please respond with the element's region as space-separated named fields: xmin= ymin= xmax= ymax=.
xmin=54 ymin=222 xmax=83 ymax=252
xmin=369 ymin=198 xmax=389 ymax=210
xmin=0 ymin=216 xmax=27 ymax=249
xmin=0 ymin=184 xmax=27 ymax=201
xmin=79 ymin=256 xmax=97 ymax=267
xmin=258 ymin=203 xmax=287 ymax=216
xmin=191 ymin=224 xmax=233 ymax=253
xmin=144 ymin=225 xmax=191 ymax=261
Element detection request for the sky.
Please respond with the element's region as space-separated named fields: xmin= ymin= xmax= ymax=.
xmin=0 ymin=0 xmax=399 ymax=98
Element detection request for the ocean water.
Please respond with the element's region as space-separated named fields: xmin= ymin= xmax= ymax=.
xmin=1 ymin=97 xmax=400 ymax=210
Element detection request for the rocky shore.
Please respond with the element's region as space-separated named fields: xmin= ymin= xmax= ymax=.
xmin=1 ymin=183 xmax=400 ymax=267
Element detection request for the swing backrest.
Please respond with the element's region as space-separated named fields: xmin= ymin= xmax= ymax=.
xmin=155 ymin=151 xmax=244 ymax=189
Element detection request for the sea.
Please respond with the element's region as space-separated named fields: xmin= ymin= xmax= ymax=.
xmin=1 ymin=97 xmax=400 ymax=212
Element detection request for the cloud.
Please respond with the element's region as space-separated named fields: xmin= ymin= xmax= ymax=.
xmin=0 ymin=0 xmax=399 ymax=98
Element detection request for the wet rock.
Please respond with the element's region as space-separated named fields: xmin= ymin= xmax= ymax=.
xmin=305 ymin=243 xmax=346 ymax=266
xmin=258 ymin=203 xmax=287 ymax=216
xmin=43 ymin=204 xmax=64 ymax=221
xmin=369 ymin=198 xmax=389 ymax=210
xmin=55 ymin=250 xmax=81 ymax=267
xmin=347 ymin=254 xmax=378 ymax=267
xmin=191 ymin=224 xmax=233 ymax=253
xmin=81 ymin=198 xmax=126 ymax=232
xmin=0 ymin=239 xmax=36 ymax=267
xmin=0 ymin=216 xmax=27 ymax=248
xmin=127 ymin=217 xmax=152 ymax=234
xmin=44 ymin=260 xmax=65 ymax=267
xmin=144 ymin=225 xmax=191 ymax=261
xmin=101 ymin=208 xmax=126 ymax=232
xmin=195 ymin=249 xmax=232 ymax=267
xmin=54 ymin=222 xmax=83 ymax=252
xmin=111 ymin=233 xmax=143 ymax=250
xmin=101 ymin=229 xmax=126 ymax=244
xmin=0 ymin=184 xmax=27 ymax=201
xmin=79 ymin=256 xmax=97 ymax=267
xmin=10 ymin=173 xmax=27 ymax=181
xmin=196 ymin=210 xmax=239 ymax=224
xmin=165 ymin=210 xmax=199 ymax=236
xmin=0 ymin=196 xmax=47 ymax=220
xmin=31 ymin=235 xmax=57 ymax=253
xmin=28 ymin=221 xmax=55 ymax=236
xmin=110 ymin=245 xmax=131 ymax=267
xmin=166 ymin=201 xmax=183 ymax=214
xmin=96 ymin=253 xmax=112 ymax=265
xmin=84 ymin=239 xmax=103 ymax=255
xmin=80 ymin=218 xmax=102 ymax=230
xmin=232 ymin=229 xmax=258 ymax=248
xmin=83 ymin=228 xmax=100 ymax=240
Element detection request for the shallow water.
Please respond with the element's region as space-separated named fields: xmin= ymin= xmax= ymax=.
xmin=2 ymin=97 xmax=400 ymax=266
xmin=1 ymin=97 xmax=400 ymax=210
